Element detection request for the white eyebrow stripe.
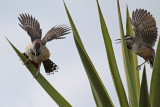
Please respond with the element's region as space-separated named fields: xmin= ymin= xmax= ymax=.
xmin=125 ymin=36 xmax=132 ymax=39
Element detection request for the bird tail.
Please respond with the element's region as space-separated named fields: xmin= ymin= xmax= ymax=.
xmin=43 ymin=59 xmax=59 ymax=74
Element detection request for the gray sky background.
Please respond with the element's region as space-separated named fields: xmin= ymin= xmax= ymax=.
xmin=0 ymin=0 xmax=160 ymax=107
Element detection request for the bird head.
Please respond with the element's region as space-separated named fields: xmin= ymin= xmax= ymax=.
xmin=116 ymin=35 xmax=135 ymax=50
xmin=31 ymin=39 xmax=44 ymax=56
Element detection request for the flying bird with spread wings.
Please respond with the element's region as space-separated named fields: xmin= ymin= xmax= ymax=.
xmin=18 ymin=13 xmax=71 ymax=77
xmin=116 ymin=9 xmax=158 ymax=70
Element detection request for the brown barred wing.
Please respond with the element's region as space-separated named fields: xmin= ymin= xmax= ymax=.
xmin=131 ymin=9 xmax=158 ymax=47
xmin=18 ymin=13 xmax=42 ymax=42
xmin=43 ymin=59 xmax=59 ymax=74
xmin=42 ymin=25 xmax=71 ymax=44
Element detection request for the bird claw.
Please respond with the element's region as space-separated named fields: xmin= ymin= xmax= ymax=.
xmin=136 ymin=65 xmax=141 ymax=70
xmin=22 ymin=59 xmax=30 ymax=65
xmin=33 ymin=68 xmax=40 ymax=78
xmin=34 ymin=72 xmax=39 ymax=78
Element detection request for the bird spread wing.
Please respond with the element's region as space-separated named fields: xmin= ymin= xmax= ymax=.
xmin=18 ymin=13 xmax=42 ymax=42
xmin=42 ymin=25 xmax=71 ymax=44
xmin=131 ymin=9 xmax=158 ymax=47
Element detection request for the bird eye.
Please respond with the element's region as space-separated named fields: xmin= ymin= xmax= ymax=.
xmin=30 ymin=49 xmax=33 ymax=52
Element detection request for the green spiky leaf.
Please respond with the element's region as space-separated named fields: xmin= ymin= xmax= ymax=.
xmin=97 ymin=0 xmax=128 ymax=106
xmin=64 ymin=2 xmax=114 ymax=107
xmin=126 ymin=6 xmax=140 ymax=100
xmin=150 ymin=35 xmax=160 ymax=107
xmin=139 ymin=66 xmax=151 ymax=107
xmin=117 ymin=0 xmax=138 ymax=106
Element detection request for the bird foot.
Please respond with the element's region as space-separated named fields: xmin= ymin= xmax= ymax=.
xmin=136 ymin=65 xmax=141 ymax=70
xmin=34 ymin=72 xmax=39 ymax=78
xmin=34 ymin=68 xmax=40 ymax=78
xmin=22 ymin=58 xmax=30 ymax=65
xmin=22 ymin=53 xmax=30 ymax=65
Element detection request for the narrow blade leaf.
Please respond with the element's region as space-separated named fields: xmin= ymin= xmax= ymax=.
xmin=126 ymin=6 xmax=140 ymax=100
xmin=6 ymin=38 xmax=72 ymax=107
xmin=117 ymin=0 xmax=138 ymax=106
xmin=64 ymin=2 xmax=114 ymax=107
xmin=139 ymin=66 xmax=151 ymax=107
xmin=97 ymin=0 xmax=128 ymax=106
xmin=150 ymin=35 xmax=160 ymax=107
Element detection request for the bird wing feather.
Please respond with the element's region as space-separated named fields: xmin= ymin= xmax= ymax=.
xmin=131 ymin=9 xmax=158 ymax=47
xmin=42 ymin=25 xmax=71 ymax=44
xmin=18 ymin=13 xmax=42 ymax=42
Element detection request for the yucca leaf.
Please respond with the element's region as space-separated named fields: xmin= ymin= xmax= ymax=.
xmin=91 ymin=85 xmax=99 ymax=107
xmin=139 ymin=66 xmax=151 ymax=107
xmin=150 ymin=35 xmax=160 ymax=107
xmin=97 ymin=0 xmax=128 ymax=106
xmin=64 ymin=2 xmax=114 ymax=107
xmin=117 ymin=0 xmax=138 ymax=106
xmin=6 ymin=38 xmax=72 ymax=107
xmin=126 ymin=6 xmax=140 ymax=100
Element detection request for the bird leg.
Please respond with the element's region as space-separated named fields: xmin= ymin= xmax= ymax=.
xmin=22 ymin=58 xmax=40 ymax=78
xmin=22 ymin=53 xmax=30 ymax=65
xmin=31 ymin=63 xmax=40 ymax=78
xmin=23 ymin=58 xmax=30 ymax=65
xmin=34 ymin=67 xmax=40 ymax=78
xmin=22 ymin=53 xmax=40 ymax=78
xmin=136 ymin=60 xmax=148 ymax=70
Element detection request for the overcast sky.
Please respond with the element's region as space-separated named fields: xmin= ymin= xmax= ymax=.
xmin=0 ymin=0 xmax=160 ymax=107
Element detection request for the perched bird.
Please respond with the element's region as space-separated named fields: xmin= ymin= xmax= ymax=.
xmin=18 ymin=13 xmax=71 ymax=77
xmin=116 ymin=9 xmax=158 ymax=70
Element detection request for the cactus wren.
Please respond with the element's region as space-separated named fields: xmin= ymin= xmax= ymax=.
xmin=116 ymin=9 xmax=158 ymax=70
xmin=18 ymin=13 xmax=71 ymax=77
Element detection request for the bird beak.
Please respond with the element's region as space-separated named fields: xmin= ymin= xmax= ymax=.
xmin=115 ymin=39 xmax=121 ymax=44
